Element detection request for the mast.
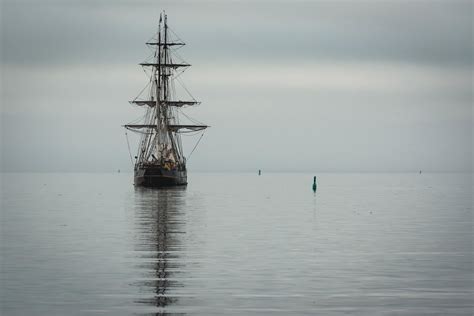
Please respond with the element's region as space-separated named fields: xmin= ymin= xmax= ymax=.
xmin=156 ymin=14 xmax=162 ymax=162
xmin=164 ymin=14 xmax=182 ymax=164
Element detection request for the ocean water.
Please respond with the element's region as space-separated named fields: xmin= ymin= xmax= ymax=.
xmin=0 ymin=172 xmax=472 ymax=315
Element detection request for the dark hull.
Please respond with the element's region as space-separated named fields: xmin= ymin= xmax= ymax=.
xmin=134 ymin=166 xmax=187 ymax=187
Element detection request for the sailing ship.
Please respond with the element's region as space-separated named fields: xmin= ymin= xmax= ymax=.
xmin=125 ymin=13 xmax=208 ymax=187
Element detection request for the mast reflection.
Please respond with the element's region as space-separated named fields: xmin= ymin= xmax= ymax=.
xmin=133 ymin=187 xmax=187 ymax=313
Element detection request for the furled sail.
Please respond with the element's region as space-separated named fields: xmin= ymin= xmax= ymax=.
xmin=168 ymin=125 xmax=208 ymax=132
xmin=125 ymin=124 xmax=208 ymax=132
xmin=139 ymin=62 xmax=190 ymax=68
xmin=130 ymin=100 xmax=199 ymax=107
xmin=146 ymin=42 xmax=185 ymax=46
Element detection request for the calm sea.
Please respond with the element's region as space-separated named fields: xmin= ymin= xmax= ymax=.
xmin=1 ymin=172 xmax=472 ymax=315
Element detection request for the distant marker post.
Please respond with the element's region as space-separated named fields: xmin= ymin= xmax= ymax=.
xmin=312 ymin=176 xmax=317 ymax=192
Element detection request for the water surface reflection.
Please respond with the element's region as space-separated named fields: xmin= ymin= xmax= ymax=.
xmin=133 ymin=187 xmax=187 ymax=314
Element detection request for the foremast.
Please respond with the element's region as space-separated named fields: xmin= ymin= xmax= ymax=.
xmin=125 ymin=12 xmax=207 ymax=170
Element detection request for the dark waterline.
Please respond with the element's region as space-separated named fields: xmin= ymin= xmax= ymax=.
xmin=1 ymin=172 xmax=472 ymax=315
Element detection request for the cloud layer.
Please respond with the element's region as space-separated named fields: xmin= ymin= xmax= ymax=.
xmin=1 ymin=0 xmax=472 ymax=172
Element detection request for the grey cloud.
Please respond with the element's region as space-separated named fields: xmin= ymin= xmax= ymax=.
xmin=1 ymin=1 xmax=472 ymax=66
xmin=1 ymin=0 xmax=472 ymax=172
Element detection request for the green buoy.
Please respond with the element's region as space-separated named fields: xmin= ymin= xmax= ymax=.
xmin=312 ymin=176 xmax=317 ymax=192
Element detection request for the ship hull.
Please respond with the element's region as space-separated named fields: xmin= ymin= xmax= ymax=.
xmin=134 ymin=166 xmax=187 ymax=187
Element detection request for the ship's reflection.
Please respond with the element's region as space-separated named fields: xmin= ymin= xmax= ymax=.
xmin=133 ymin=186 xmax=187 ymax=314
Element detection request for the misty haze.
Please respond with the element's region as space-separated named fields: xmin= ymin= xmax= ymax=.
xmin=1 ymin=0 xmax=471 ymax=172
xmin=1 ymin=1 xmax=472 ymax=315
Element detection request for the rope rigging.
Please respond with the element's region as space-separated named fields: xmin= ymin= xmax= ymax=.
xmin=186 ymin=132 xmax=205 ymax=161
xmin=124 ymin=131 xmax=134 ymax=166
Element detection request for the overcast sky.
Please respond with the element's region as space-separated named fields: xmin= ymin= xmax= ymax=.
xmin=1 ymin=0 xmax=472 ymax=172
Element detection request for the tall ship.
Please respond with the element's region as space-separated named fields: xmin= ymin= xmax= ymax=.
xmin=125 ymin=13 xmax=208 ymax=187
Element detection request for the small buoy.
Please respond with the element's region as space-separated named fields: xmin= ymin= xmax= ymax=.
xmin=258 ymin=169 xmax=261 ymax=176
xmin=312 ymin=176 xmax=317 ymax=192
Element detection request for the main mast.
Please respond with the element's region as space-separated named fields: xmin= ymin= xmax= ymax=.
xmin=163 ymin=15 xmax=181 ymax=165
